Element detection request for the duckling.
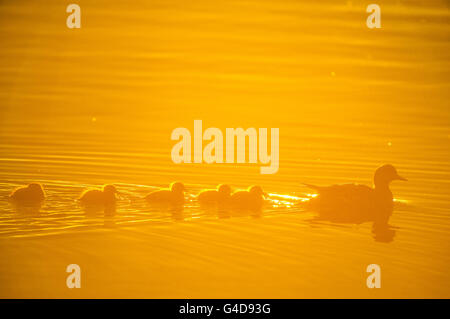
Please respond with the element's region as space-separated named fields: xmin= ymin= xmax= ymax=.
xmin=9 ymin=183 xmax=45 ymax=205
xmin=79 ymin=184 xmax=118 ymax=206
xmin=230 ymin=185 xmax=267 ymax=211
xmin=304 ymin=164 xmax=407 ymax=224
xmin=197 ymin=184 xmax=232 ymax=205
xmin=145 ymin=182 xmax=185 ymax=205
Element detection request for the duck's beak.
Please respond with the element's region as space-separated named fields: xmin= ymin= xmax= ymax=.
xmin=395 ymin=174 xmax=407 ymax=181
xmin=263 ymin=192 xmax=268 ymax=198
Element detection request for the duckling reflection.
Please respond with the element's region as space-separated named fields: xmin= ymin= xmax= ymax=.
xmin=217 ymin=209 xmax=231 ymax=219
xmin=78 ymin=184 xmax=118 ymax=216
xmin=11 ymin=203 xmax=43 ymax=215
xmin=197 ymin=184 xmax=232 ymax=208
xmin=304 ymin=164 xmax=406 ymax=224
xmin=145 ymin=182 xmax=185 ymax=206
xmin=230 ymin=185 xmax=267 ymax=212
xmin=82 ymin=204 xmax=116 ymax=217
xmin=169 ymin=206 xmax=185 ymax=221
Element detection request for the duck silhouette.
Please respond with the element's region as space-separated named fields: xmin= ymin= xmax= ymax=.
xmin=230 ymin=185 xmax=267 ymax=211
xmin=145 ymin=182 xmax=185 ymax=206
xmin=304 ymin=164 xmax=406 ymax=224
xmin=79 ymin=184 xmax=118 ymax=207
xmin=197 ymin=184 xmax=232 ymax=205
xmin=9 ymin=183 xmax=45 ymax=206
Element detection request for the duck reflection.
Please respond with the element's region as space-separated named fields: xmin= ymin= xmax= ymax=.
xmin=372 ymin=222 xmax=397 ymax=243
xmin=11 ymin=202 xmax=43 ymax=215
xmin=79 ymin=204 xmax=117 ymax=228
xmin=169 ymin=206 xmax=185 ymax=221
xmin=81 ymin=203 xmax=116 ymax=216
xmin=145 ymin=196 xmax=185 ymax=221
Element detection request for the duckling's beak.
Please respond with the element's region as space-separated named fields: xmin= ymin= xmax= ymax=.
xmin=263 ymin=192 xmax=268 ymax=198
xmin=395 ymin=174 xmax=407 ymax=181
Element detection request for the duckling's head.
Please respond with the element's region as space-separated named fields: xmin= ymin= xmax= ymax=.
xmin=170 ymin=182 xmax=185 ymax=194
xmin=103 ymin=184 xmax=117 ymax=195
xmin=28 ymin=183 xmax=45 ymax=197
xmin=374 ymin=164 xmax=407 ymax=187
xmin=217 ymin=184 xmax=232 ymax=196
xmin=28 ymin=183 xmax=44 ymax=192
xmin=248 ymin=185 xmax=267 ymax=197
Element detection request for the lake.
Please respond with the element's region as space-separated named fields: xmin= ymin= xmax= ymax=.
xmin=0 ymin=0 xmax=449 ymax=298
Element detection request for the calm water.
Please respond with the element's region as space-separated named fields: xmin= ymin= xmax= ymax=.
xmin=0 ymin=0 xmax=449 ymax=297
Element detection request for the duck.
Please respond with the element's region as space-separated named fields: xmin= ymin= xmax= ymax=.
xmin=304 ymin=164 xmax=407 ymax=224
xmin=145 ymin=182 xmax=185 ymax=205
xmin=9 ymin=183 xmax=45 ymax=205
xmin=197 ymin=184 xmax=232 ymax=205
xmin=79 ymin=184 xmax=118 ymax=206
xmin=230 ymin=185 xmax=267 ymax=211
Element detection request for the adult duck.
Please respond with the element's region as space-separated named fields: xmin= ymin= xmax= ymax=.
xmin=304 ymin=164 xmax=406 ymax=224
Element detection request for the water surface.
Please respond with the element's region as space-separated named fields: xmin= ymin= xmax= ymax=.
xmin=0 ymin=0 xmax=449 ymax=298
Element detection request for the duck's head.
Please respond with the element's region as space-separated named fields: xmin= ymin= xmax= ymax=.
xmin=103 ymin=184 xmax=117 ymax=195
xmin=28 ymin=183 xmax=44 ymax=191
xmin=28 ymin=183 xmax=45 ymax=196
xmin=248 ymin=185 xmax=267 ymax=198
xmin=217 ymin=184 xmax=232 ymax=196
xmin=170 ymin=182 xmax=185 ymax=194
xmin=374 ymin=164 xmax=407 ymax=187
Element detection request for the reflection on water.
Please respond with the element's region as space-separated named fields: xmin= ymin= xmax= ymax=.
xmin=82 ymin=203 xmax=116 ymax=218
xmin=372 ymin=222 xmax=396 ymax=243
xmin=10 ymin=202 xmax=43 ymax=216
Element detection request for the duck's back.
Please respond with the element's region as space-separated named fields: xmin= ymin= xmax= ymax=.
xmin=10 ymin=187 xmax=29 ymax=201
xmin=315 ymin=184 xmax=372 ymax=197
xmin=79 ymin=189 xmax=104 ymax=205
xmin=308 ymin=184 xmax=375 ymax=223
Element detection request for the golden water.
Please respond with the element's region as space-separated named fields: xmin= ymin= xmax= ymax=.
xmin=0 ymin=0 xmax=449 ymax=298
